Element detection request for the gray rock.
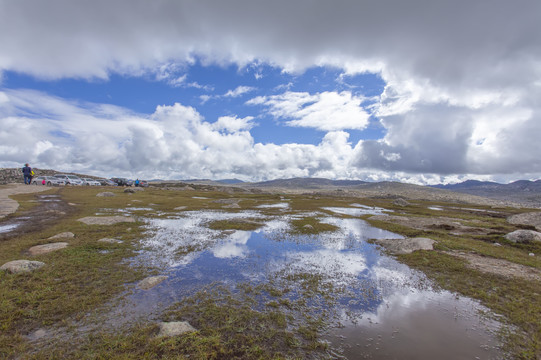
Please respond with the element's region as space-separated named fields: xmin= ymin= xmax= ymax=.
xmin=28 ymin=242 xmax=69 ymax=255
xmin=504 ymin=230 xmax=541 ymax=244
xmin=507 ymin=212 xmax=541 ymax=231
xmin=530 ymin=253 xmax=535 ymax=257
xmin=48 ymin=232 xmax=75 ymax=239
xmin=157 ymin=321 xmax=196 ymax=337
xmin=303 ymin=224 xmax=314 ymax=230
xmin=78 ymin=216 xmax=136 ymax=225
xmin=138 ymin=275 xmax=168 ymax=290
xmin=98 ymin=237 xmax=123 ymax=244
xmin=1 ymin=260 xmax=45 ymax=273
xmin=174 ymin=206 xmax=187 ymax=211
xmin=374 ymin=237 xmax=435 ymax=254
xmin=96 ymin=192 xmax=116 ymax=197
xmin=124 ymin=188 xmax=144 ymax=193
xmin=393 ymin=198 xmax=411 ymax=207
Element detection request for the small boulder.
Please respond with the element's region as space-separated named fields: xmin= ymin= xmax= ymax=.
xmin=157 ymin=321 xmax=196 ymax=337
xmin=374 ymin=237 xmax=435 ymax=254
xmin=98 ymin=238 xmax=123 ymax=244
xmin=1 ymin=260 xmax=45 ymax=274
xmin=138 ymin=275 xmax=168 ymax=290
xmin=124 ymin=188 xmax=144 ymax=193
xmin=48 ymin=232 xmax=75 ymax=239
xmin=507 ymin=212 xmax=541 ymax=231
xmin=504 ymin=230 xmax=541 ymax=244
xmin=393 ymin=198 xmax=411 ymax=207
xmin=96 ymin=192 xmax=116 ymax=197
xmin=28 ymin=242 xmax=68 ymax=255
xmin=78 ymin=216 xmax=136 ymax=225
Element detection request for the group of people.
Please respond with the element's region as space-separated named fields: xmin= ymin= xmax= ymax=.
xmin=22 ymin=163 xmax=34 ymax=185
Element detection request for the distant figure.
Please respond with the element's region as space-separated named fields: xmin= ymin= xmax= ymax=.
xmin=22 ymin=163 xmax=32 ymax=184
xmin=135 ymin=179 xmax=140 ymax=187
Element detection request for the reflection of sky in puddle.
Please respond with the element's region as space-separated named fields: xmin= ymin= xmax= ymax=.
xmin=322 ymin=206 xmax=389 ymax=216
xmin=428 ymin=206 xmax=443 ymax=211
xmin=123 ymin=209 xmax=501 ymax=358
xmin=0 ymin=223 xmax=19 ymax=233
xmin=256 ymin=202 xmax=289 ymax=209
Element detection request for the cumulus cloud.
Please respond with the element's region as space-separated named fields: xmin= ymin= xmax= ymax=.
xmin=248 ymin=91 xmax=371 ymax=131
xmin=0 ymin=0 xmax=540 ymax=181
xmin=224 ymin=86 xmax=256 ymax=98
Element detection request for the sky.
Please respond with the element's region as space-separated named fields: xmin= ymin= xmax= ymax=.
xmin=1 ymin=0 xmax=540 ymax=184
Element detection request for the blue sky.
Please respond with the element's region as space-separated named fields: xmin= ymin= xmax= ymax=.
xmin=1 ymin=0 xmax=540 ymax=183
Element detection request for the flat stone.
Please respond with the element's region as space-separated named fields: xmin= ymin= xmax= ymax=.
xmin=393 ymin=198 xmax=411 ymax=207
xmin=138 ymin=275 xmax=168 ymax=290
xmin=507 ymin=212 xmax=541 ymax=231
xmin=1 ymin=260 xmax=45 ymax=274
xmin=504 ymin=230 xmax=541 ymax=244
xmin=48 ymin=232 xmax=75 ymax=239
xmin=78 ymin=216 xmax=136 ymax=225
xmin=374 ymin=237 xmax=435 ymax=254
xmin=174 ymin=206 xmax=187 ymax=210
xmin=98 ymin=237 xmax=123 ymax=244
xmin=28 ymin=242 xmax=69 ymax=255
xmin=96 ymin=192 xmax=116 ymax=197
xmin=157 ymin=321 xmax=196 ymax=337
xmin=124 ymin=188 xmax=144 ymax=193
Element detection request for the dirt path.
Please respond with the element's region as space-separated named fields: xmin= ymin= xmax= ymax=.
xmin=0 ymin=183 xmax=51 ymax=219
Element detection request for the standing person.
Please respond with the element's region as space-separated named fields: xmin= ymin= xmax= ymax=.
xmin=135 ymin=179 xmax=140 ymax=187
xmin=22 ymin=163 xmax=32 ymax=185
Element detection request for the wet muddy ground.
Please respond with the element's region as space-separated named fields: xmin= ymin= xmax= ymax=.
xmin=0 ymin=194 xmax=74 ymax=241
xmin=99 ymin=206 xmax=503 ymax=359
xmin=2 ymin=188 xmax=529 ymax=359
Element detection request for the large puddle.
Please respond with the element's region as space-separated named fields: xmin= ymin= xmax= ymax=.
xmin=117 ymin=207 xmax=502 ymax=359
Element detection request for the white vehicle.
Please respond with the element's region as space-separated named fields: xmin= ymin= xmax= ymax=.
xmin=53 ymin=174 xmax=84 ymax=185
xmin=82 ymin=178 xmax=101 ymax=186
xmin=32 ymin=176 xmax=66 ymax=186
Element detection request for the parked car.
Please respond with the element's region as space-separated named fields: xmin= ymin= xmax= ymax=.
xmin=32 ymin=176 xmax=65 ymax=186
xmin=82 ymin=178 xmax=101 ymax=186
xmin=99 ymin=179 xmax=117 ymax=186
xmin=53 ymin=174 xmax=84 ymax=185
xmin=110 ymin=178 xmax=133 ymax=186
xmin=139 ymin=180 xmax=149 ymax=187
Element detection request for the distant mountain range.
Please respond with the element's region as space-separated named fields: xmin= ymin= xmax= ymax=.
xmin=431 ymin=179 xmax=541 ymax=192
xmin=248 ymin=177 xmax=368 ymax=189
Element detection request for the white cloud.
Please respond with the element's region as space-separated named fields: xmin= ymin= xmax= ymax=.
xmin=249 ymin=91 xmax=371 ymax=131
xmin=0 ymin=1 xmax=540 ymax=181
xmin=224 ymin=86 xmax=256 ymax=98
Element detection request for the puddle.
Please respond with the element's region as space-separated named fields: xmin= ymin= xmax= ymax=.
xmin=109 ymin=208 xmax=503 ymax=358
xmin=0 ymin=223 xmax=19 ymax=233
xmin=322 ymin=206 xmax=389 ymax=216
xmin=256 ymin=202 xmax=290 ymax=209
xmin=428 ymin=206 xmax=443 ymax=211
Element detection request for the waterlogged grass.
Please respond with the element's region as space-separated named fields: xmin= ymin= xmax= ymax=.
xmin=290 ymin=217 xmax=339 ymax=234
xmin=207 ymin=219 xmax=265 ymax=231
xmin=2 ymin=187 xmax=541 ymax=359
xmin=30 ymin=284 xmax=330 ymax=359
xmin=366 ymin=200 xmax=541 ymax=359
xmin=0 ymin=187 xmax=147 ymax=359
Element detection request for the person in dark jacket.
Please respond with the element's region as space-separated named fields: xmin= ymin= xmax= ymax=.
xmin=22 ymin=163 xmax=32 ymax=184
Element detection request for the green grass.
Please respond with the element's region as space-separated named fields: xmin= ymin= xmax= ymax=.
xmin=366 ymin=200 xmax=541 ymax=359
xmin=2 ymin=188 xmax=541 ymax=359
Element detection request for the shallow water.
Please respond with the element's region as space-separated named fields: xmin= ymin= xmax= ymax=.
xmin=0 ymin=223 xmax=19 ymax=233
xmin=121 ymin=207 xmax=502 ymax=359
